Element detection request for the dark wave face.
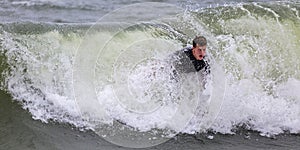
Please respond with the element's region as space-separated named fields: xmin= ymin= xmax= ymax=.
xmin=0 ymin=1 xmax=300 ymax=147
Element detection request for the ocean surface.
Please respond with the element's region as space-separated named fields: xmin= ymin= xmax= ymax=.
xmin=1 ymin=0 xmax=300 ymax=149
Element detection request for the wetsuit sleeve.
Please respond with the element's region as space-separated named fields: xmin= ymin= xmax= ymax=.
xmin=203 ymin=60 xmax=210 ymax=76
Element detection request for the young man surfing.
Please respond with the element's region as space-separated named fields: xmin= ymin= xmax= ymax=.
xmin=171 ymin=36 xmax=210 ymax=77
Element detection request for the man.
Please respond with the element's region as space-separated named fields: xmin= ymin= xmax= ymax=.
xmin=170 ymin=36 xmax=210 ymax=78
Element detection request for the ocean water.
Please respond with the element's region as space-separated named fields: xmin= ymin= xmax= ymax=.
xmin=0 ymin=0 xmax=300 ymax=149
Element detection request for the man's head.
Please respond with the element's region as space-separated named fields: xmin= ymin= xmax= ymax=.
xmin=192 ymin=36 xmax=207 ymax=60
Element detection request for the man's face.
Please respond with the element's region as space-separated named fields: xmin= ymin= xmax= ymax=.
xmin=192 ymin=45 xmax=206 ymax=60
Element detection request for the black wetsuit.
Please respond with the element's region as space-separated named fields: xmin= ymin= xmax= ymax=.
xmin=183 ymin=47 xmax=210 ymax=73
xmin=170 ymin=47 xmax=210 ymax=76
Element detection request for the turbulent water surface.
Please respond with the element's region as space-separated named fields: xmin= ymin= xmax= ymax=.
xmin=0 ymin=0 xmax=300 ymax=149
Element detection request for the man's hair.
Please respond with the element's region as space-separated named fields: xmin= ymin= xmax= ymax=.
xmin=193 ymin=36 xmax=207 ymax=47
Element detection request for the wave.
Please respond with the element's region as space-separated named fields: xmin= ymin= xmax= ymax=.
xmin=0 ymin=2 xmax=300 ymax=138
xmin=5 ymin=0 xmax=104 ymax=11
